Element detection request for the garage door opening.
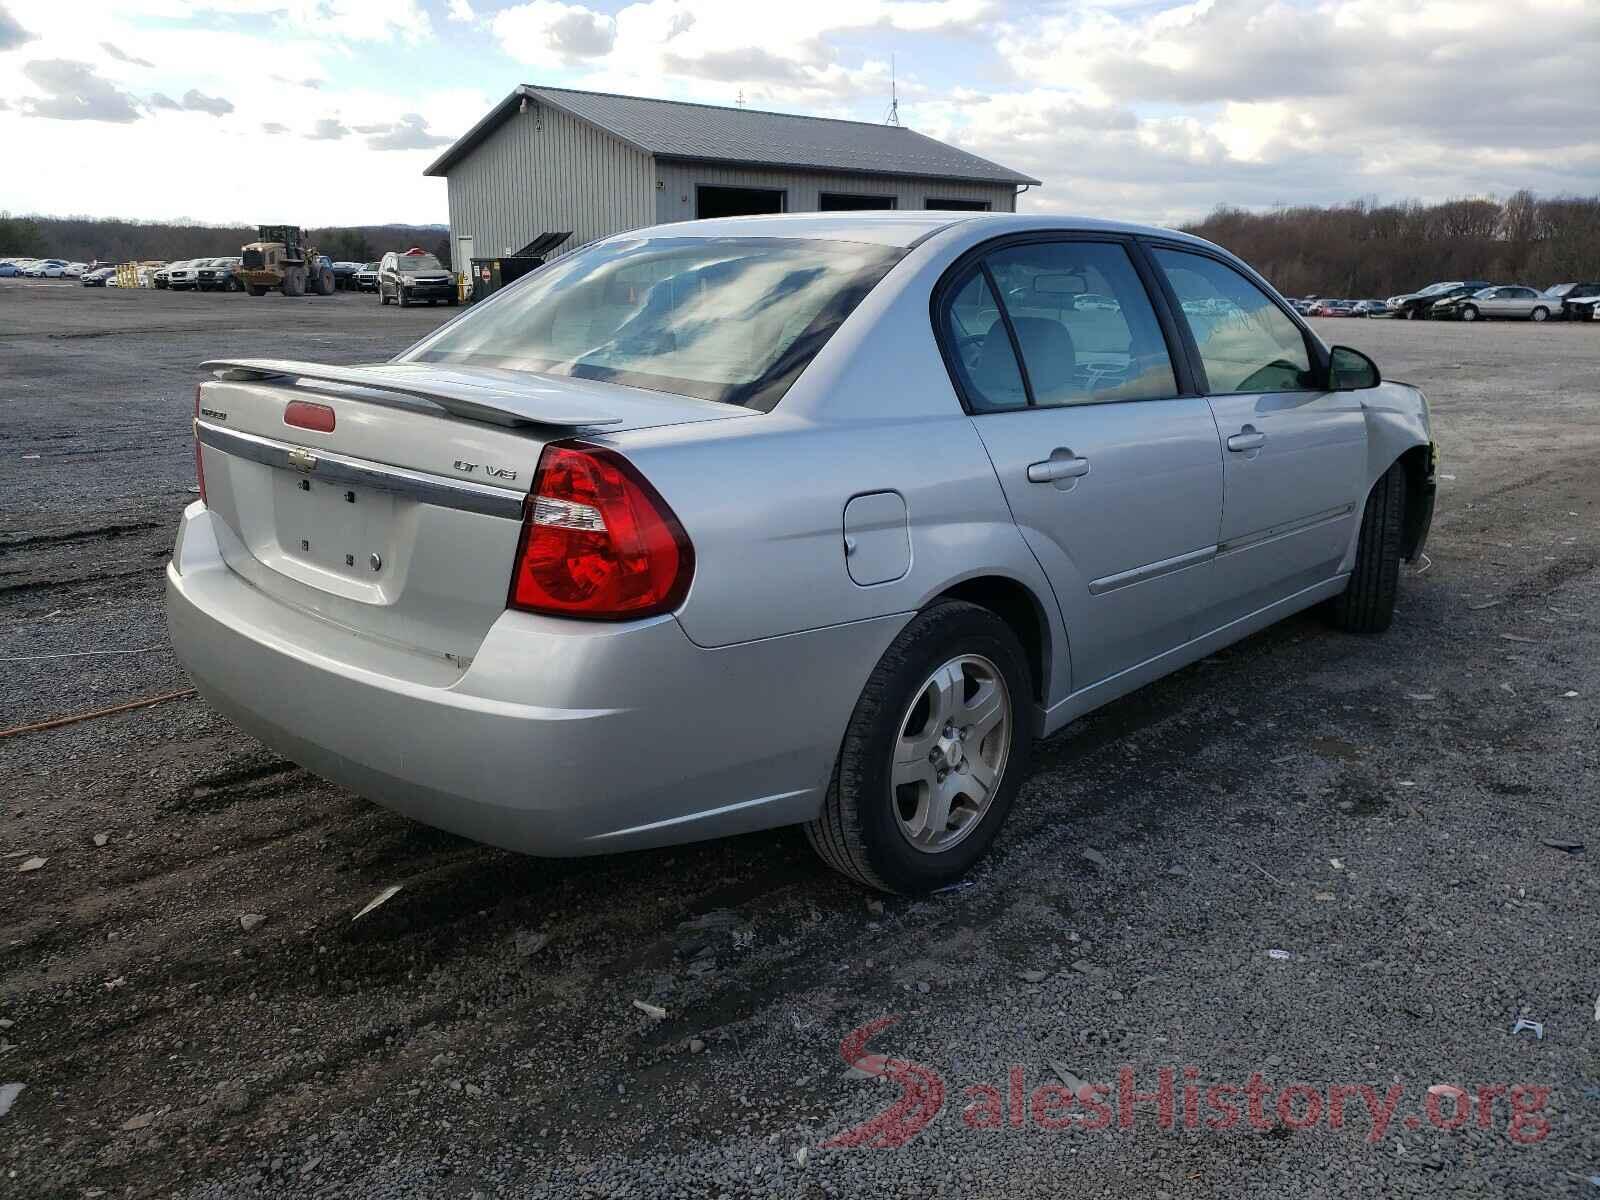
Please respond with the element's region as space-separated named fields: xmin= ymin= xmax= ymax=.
xmin=696 ymin=186 xmax=786 ymax=219
xmin=819 ymin=192 xmax=898 ymax=211
xmin=925 ymin=198 xmax=991 ymax=211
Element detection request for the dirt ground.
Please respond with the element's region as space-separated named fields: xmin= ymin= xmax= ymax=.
xmin=2 ymin=279 xmax=1598 ymax=1198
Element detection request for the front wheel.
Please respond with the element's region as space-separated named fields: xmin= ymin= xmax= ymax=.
xmin=380 ymin=286 xmax=391 ymax=306
xmin=1531 ymin=307 xmax=1548 ymax=322
xmin=247 ymin=285 xmax=267 ymax=297
xmin=806 ymin=601 xmax=1032 ymax=894
xmin=1325 ymin=461 xmax=1407 ymax=634
xmin=1460 ymin=305 xmax=1478 ymax=322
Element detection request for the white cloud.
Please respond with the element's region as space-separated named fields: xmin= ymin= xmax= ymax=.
xmin=447 ymin=0 xmax=475 ymax=20
xmin=364 ymin=111 xmax=453 ymax=150
xmin=492 ymin=1 xmax=617 ymax=67
xmin=19 ymin=59 xmax=143 ymax=122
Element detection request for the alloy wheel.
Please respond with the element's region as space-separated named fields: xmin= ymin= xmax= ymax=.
xmin=890 ymin=654 xmax=1012 ymax=853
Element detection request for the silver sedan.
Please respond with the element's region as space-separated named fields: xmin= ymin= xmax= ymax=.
xmin=167 ymin=212 xmax=1437 ymax=893
xmin=1448 ymin=285 xmax=1558 ymax=322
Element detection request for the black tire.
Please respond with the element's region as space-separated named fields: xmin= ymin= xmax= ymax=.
xmin=398 ymin=285 xmax=411 ymax=308
xmin=380 ymin=285 xmax=391 ymax=306
xmin=447 ymin=295 xmax=459 ymax=307
xmin=247 ymin=285 xmax=267 ymax=297
xmin=1531 ymin=307 xmax=1548 ymax=322
xmin=1325 ymin=461 xmax=1407 ymax=634
xmin=1459 ymin=305 xmax=1478 ymax=322
xmin=805 ymin=600 xmax=1033 ymax=894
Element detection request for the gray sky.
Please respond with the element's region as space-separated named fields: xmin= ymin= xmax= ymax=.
xmin=0 ymin=0 xmax=1594 ymax=226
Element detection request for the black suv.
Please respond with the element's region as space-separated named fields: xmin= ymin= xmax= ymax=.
xmin=1391 ymin=281 xmax=1493 ymax=320
xmin=378 ymin=251 xmax=457 ymax=308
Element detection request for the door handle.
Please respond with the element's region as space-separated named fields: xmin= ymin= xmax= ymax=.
xmin=1027 ymin=455 xmax=1091 ymax=483
xmin=1226 ymin=429 xmax=1266 ymax=453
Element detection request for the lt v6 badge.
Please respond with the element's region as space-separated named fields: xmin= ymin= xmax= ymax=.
xmin=453 ymin=460 xmax=519 ymax=482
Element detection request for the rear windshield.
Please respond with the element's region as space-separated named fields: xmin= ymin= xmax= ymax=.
xmin=404 ymin=236 xmax=905 ymax=409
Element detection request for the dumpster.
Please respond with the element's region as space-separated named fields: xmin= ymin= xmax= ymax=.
xmin=469 ymin=232 xmax=571 ymax=303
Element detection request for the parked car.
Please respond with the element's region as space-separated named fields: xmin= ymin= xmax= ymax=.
xmin=1545 ymin=281 xmax=1600 ymax=320
xmin=168 ymin=259 xmax=208 ymax=291
xmin=1564 ymin=293 xmax=1600 ymax=322
xmin=377 ymin=250 xmax=456 ymax=307
xmin=355 ymin=261 xmax=380 ymax=292
xmin=63 ymin=262 xmax=87 ymax=278
xmin=1353 ymin=300 xmax=1389 ymax=317
xmin=1390 ymin=281 xmax=1493 ymax=320
xmin=0 ymin=263 xmax=19 ymax=278
xmin=198 ymin=257 xmax=243 ymax=292
xmin=153 ymin=261 xmax=181 ymax=289
xmin=1434 ymin=285 xmax=1558 ymax=322
xmin=81 ymin=266 xmax=116 ymax=287
xmin=25 ymin=259 xmax=68 ymax=278
xmin=169 ymin=212 xmax=1436 ymax=893
xmin=331 ymin=261 xmax=363 ymax=290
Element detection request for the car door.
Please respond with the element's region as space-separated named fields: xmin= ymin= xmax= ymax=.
xmin=1473 ymin=287 xmax=1506 ymax=317
xmin=940 ymin=236 xmax=1224 ymax=691
xmin=1503 ymin=287 xmax=1537 ymax=318
xmin=1148 ymin=245 xmax=1367 ymax=632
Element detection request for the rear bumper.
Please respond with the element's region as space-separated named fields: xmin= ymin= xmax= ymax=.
xmin=166 ymin=503 xmax=903 ymax=856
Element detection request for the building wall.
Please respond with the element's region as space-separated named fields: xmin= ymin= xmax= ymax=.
xmin=445 ymin=101 xmax=655 ymax=262
xmin=653 ymin=162 xmax=1018 ymax=225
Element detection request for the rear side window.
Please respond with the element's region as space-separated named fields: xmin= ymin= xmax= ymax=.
xmin=1153 ymin=248 xmax=1317 ymax=394
xmin=939 ymin=240 xmax=1177 ymax=412
xmin=943 ymin=271 xmax=1028 ymax=411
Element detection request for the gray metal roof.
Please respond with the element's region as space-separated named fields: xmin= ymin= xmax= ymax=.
xmin=424 ymin=85 xmax=1041 ymax=188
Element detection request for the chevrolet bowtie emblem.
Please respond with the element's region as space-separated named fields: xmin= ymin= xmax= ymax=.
xmin=287 ymin=449 xmax=318 ymax=472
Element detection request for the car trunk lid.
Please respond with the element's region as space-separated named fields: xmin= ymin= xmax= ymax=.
xmin=193 ymin=360 xmax=749 ymax=669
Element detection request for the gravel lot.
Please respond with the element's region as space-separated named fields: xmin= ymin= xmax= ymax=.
xmin=2 ymin=279 xmax=1598 ymax=1198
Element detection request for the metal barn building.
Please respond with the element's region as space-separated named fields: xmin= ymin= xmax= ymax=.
xmin=423 ymin=85 xmax=1041 ymax=265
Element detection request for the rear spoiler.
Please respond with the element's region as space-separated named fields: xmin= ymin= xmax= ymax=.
xmin=200 ymin=358 xmax=623 ymax=428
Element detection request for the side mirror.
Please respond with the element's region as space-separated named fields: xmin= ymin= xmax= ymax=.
xmin=1329 ymin=345 xmax=1381 ymax=391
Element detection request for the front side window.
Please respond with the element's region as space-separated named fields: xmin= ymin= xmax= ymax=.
xmin=405 ymin=237 xmax=904 ymax=409
xmin=1152 ymin=248 xmax=1316 ymax=394
xmin=941 ymin=240 xmax=1177 ymax=411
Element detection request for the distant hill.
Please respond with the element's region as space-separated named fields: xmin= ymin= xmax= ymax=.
xmin=0 ymin=215 xmax=455 ymax=267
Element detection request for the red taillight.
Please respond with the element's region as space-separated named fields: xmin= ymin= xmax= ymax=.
xmin=284 ymin=400 xmax=335 ymax=433
xmin=193 ymin=386 xmax=206 ymax=504
xmin=508 ymin=443 xmax=693 ymax=620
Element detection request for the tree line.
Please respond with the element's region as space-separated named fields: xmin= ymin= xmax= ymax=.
xmin=1181 ymin=192 xmax=1600 ymax=298
xmin=0 ymin=214 xmax=453 ymax=268
xmin=9 ymin=192 xmax=1599 ymax=297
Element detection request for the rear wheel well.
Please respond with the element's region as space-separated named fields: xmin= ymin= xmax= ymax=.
xmin=937 ymin=577 xmax=1050 ymax=705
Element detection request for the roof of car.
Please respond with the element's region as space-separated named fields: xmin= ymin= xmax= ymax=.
xmin=425 ymin=85 xmax=1040 ymax=187
xmin=611 ymin=210 xmax=1213 ymax=251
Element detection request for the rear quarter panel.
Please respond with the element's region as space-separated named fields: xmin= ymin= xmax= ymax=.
xmin=593 ymin=231 xmax=1070 ymax=704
